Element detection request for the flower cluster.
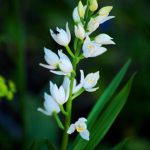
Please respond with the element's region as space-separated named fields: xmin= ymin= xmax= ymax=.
xmin=38 ymin=0 xmax=115 ymax=142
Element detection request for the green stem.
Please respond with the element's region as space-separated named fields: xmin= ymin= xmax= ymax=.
xmin=61 ymin=58 xmax=77 ymax=150
xmin=60 ymin=105 xmax=68 ymax=116
xmin=65 ymin=45 xmax=75 ymax=58
xmin=74 ymin=37 xmax=78 ymax=51
xmin=53 ymin=112 xmax=64 ymax=130
xmin=71 ymin=88 xmax=84 ymax=101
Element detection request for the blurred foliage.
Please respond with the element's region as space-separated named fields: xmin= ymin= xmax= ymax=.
xmin=0 ymin=75 xmax=16 ymax=100
xmin=0 ymin=0 xmax=150 ymax=149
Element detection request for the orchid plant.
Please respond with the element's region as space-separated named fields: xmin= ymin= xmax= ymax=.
xmin=37 ymin=0 xmax=134 ymax=150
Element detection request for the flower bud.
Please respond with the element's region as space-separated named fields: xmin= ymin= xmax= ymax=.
xmin=73 ymin=7 xmax=81 ymax=22
xmin=75 ymin=23 xmax=85 ymax=40
xmin=89 ymin=0 xmax=98 ymax=12
xmin=95 ymin=33 xmax=115 ymax=45
xmin=78 ymin=1 xmax=85 ymax=18
xmin=98 ymin=6 xmax=113 ymax=16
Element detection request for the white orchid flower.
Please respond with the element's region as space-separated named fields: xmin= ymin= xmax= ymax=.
xmin=67 ymin=117 xmax=89 ymax=141
xmin=50 ymin=50 xmax=73 ymax=76
xmin=75 ymin=23 xmax=86 ymax=40
xmin=82 ymin=36 xmax=107 ymax=58
xmin=95 ymin=33 xmax=115 ymax=45
xmin=83 ymin=71 xmax=100 ymax=92
xmin=87 ymin=6 xmax=114 ymax=35
xmin=39 ymin=47 xmax=60 ymax=70
xmin=37 ymin=93 xmax=60 ymax=116
xmin=50 ymin=22 xmax=71 ymax=46
xmin=50 ymin=81 xmax=69 ymax=105
xmin=73 ymin=70 xmax=99 ymax=92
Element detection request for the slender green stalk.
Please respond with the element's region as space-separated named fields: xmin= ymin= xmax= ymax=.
xmin=61 ymin=58 xmax=77 ymax=150
xmin=61 ymin=2 xmax=91 ymax=148
xmin=60 ymin=105 xmax=68 ymax=116
xmin=71 ymin=88 xmax=84 ymax=101
xmin=65 ymin=45 xmax=75 ymax=58
xmin=53 ymin=112 xmax=64 ymax=130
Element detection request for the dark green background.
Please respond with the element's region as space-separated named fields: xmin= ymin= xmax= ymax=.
xmin=0 ymin=0 xmax=150 ymax=149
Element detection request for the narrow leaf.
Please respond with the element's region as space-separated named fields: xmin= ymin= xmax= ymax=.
xmin=84 ymin=73 xmax=135 ymax=149
xmin=72 ymin=59 xmax=131 ymax=148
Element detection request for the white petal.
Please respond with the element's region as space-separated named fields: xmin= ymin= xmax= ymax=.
xmin=92 ymin=46 xmax=107 ymax=57
xmin=50 ymin=70 xmax=68 ymax=76
xmin=44 ymin=93 xmax=60 ymax=113
xmin=100 ymin=16 xmax=115 ymax=24
xmin=44 ymin=47 xmax=59 ymax=65
xmin=67 ymin=124 xmax=76 ymax=134
xmin=37 ymin=108 xmax=51 ymax=116
xmin=58 ymin=50 xmax=70 ymax=62
xmin=95 ymin=34 xmax=115 ymax=45
xmin=59 ymin=86 xmax=66 ymax=104
xmin=59 ymin=59 xmax=73 ymax=73
xmin=78 ymin=117 xmax=87 ymax=122
xmin=80 ymin=129 xmax=90 ymax=141
xmin=73 ymin=83 xmax=83 ymax=94
xmin=86 ymin=87 xmax=99 ymax=92
xmin=39 ymin=63 xmax=56 ymax=70
xmin=73 ymin=7 xmax=80 ymax=22
xmin=50 ymin=81 xmax=54 ymax=95
xmin=80 ymin=70 xmax=85 ymax=84
xmin=66 ymin=22 xmax=71 ymax=43
xmin=62 ymin=76 xmax=70 ymax=92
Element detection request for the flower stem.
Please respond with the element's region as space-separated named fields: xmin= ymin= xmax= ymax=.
xmin=71 ymin=88 xmax=84 ymax=101
xmin=60 ymin=105 xmax=68 ymax=116
xmin=53 ymin=112 xmax=64 ymax=130
xmin=65 ymin=45 xmax=75 ymax=58
xmin=61 ymin=58 xmax=77 ymax=150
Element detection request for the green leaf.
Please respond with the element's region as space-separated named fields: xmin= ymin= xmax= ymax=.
xmin=83 ymin=73 xmax=135 ymax=149
xmin=111 ymin=138 xmax=129 ymax=150
xmin=72 ymin=59 xmax=131 ymax=148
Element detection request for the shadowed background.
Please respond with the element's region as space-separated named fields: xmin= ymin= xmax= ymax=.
xmin=0 ymin=0 xmax=150 ymax=149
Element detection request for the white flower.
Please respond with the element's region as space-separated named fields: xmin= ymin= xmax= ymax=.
xmin=50 ymin=80 xmax=69 ymax=105
xmin=37 ymin=93 xmax=60 ymax=116
xmin=67 ymin=117 xmax=89 ymax=141
xmin=39 ymin=47 xmax=60 ymax=70
xmin=73 ymin=70 xmax=99 ymax=93
xmin=50 ymin=50 xmax=73 ymax=76
xmin=75 ymin=23 xmax=85 ymax=40
xmin=83 ymin=71 xmax=99 ymax=92
xmin=82 ymin=36 xmax=107 ymax=58
xmin=50 ymin=22 xmax=71 ymax=46
xmin=87 ymin=6 xmax=114 ymax=35
xmin=89 ymin=0 xmax=98 ymax=12
xmin=94 ymin=34 xmax=115 ymax=45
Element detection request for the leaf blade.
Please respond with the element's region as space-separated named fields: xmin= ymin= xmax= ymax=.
xmin=84 ymin=73 xmax=135 ymax=149
xmin=72 ymin=59 xmax=131 ymax=149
